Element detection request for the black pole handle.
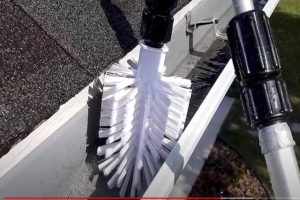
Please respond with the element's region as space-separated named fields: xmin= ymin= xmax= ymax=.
xmin=141 ymin=0 xmax=178 ymax=48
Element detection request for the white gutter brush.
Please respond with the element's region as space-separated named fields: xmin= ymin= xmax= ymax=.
xmin=98 ymin=0 xmax=192 ymax=196
xmin=227 ymin=0 xmax=300 ymax=198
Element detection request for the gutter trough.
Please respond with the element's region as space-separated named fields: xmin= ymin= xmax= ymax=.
xmin=0 ymin=0 xmax=237 ymax=197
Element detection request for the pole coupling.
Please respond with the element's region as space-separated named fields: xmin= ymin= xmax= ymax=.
xmin=227 ymin=10 xmax=292 ymax=128
xmin=141 ymin=0 xmax=178 ymax=48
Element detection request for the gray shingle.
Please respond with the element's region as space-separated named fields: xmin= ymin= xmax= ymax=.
xmin=0 ymin=0 xmax=92 ymax=157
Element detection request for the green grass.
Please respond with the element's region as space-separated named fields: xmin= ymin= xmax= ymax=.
xmin=220 ymin=1 xmax=300 ymax=196
xmin=273 ymin=0 xmax=300 ymax=15
xmin=271 ymin=0 xmax=300 ymax=98
xmin=269 ymin=0 xmax=300 ymax=149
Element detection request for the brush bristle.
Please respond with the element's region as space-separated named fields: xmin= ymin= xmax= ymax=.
xmin=98 ymin=61 xmax=191 ymax=196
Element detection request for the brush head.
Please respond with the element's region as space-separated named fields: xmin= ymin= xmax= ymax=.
xmin=97 ymin=44 xmax=191 ymax=196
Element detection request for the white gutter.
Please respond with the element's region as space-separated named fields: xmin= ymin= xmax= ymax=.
xmin=144 ymin=0 xmax=280 ymax=196
xmin=0 ymin=0 xmax=232 ymax=198
xmin=144 ymin=60 xmax=236 ymax=197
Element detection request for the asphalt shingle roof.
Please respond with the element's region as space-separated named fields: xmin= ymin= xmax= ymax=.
xmin=0 ymin=0 xmax=93 ymax=157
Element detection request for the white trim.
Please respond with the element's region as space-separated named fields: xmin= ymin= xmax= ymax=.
xmin=263 ymin=0 xmax=280 ymax=17
xmin=144 ymin=60 xmax=236 ymax=197
xmin=170 ymin=96 xmax=235 ymax=196
xmin=0 ymin=83 xmax=92 ymax=177
xmin=173 ymin=0 xmax=205 ymax=26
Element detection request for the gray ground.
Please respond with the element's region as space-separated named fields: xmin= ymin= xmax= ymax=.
xmin=0 ymin=0 xmax=191 ymax=157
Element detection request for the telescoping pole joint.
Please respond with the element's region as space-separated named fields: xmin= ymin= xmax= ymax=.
xmin=227 ymin=0 xmax=300 ymax=198
xmin=141 ymin=0 xmax=178 ymax=48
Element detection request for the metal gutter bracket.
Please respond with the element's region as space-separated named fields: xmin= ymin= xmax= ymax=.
xmin=185 ymin=11 xmax=227 ymax=40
